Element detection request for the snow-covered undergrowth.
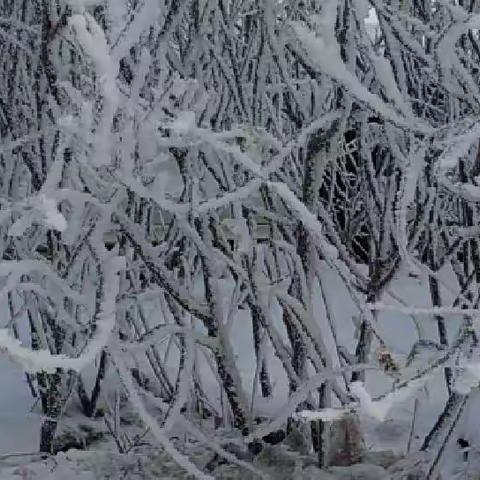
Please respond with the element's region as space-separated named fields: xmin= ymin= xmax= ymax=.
xmin=0 ymin=266 xmax=474 ymax=478
xmin=3 ymin=1 xmax=480 ymax=479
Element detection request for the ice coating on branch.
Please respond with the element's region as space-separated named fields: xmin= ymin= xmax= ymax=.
xmin=438 ymin=123 xmax=480 ymax=173
xmin=268 ymin=181 xmax=339 ymax=260
xmin=288 ymin=4 xmax=428 ymax=132
xmin=68 ymin=12 xmax=118 ymax=167
xmin=297 ymin=378 xmax=430 ymax=423
xmin=295 ymin=408 xmax=349 ymax=422
xmin=111 ymin=0 xmax=160 ymax=63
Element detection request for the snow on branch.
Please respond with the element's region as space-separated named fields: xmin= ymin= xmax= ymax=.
xmin=367 ymin=302 xmax=480 ymax=318
xmin=0 ymin=255 xmax=124 ymax=373
xmin=68 ymin=11 xmax=118 ymax=167
xmin=287 ymin=16 xmax=432 ymax=133
xmin=296 ymin=377 xmax=431 ymax=424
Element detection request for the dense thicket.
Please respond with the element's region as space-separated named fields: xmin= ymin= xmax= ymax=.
xmin=2 ymin=1 xmax=480 ymax=478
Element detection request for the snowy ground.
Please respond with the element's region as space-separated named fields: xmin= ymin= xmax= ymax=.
xmin=0 ymin=355 xmax=41 ymax=456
